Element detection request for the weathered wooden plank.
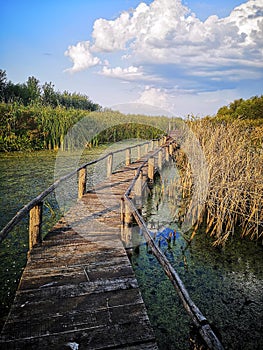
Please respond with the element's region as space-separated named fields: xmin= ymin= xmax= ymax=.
xmin=0 ymin=322 xmax=156 ymax=350
xmin=2 ymin=300 xmax=150 ymax=340
xmin=20 ymin=259 xmax=134 ymax=291
xmin=10 ymin=288 xmax=144 ymax=322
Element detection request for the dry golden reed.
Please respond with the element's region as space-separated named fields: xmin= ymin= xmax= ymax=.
xmin=175 ymin=118 xmax=263 ymax=246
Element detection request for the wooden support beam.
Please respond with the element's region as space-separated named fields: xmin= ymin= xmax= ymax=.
xmin=134 ymin=170 xmax=143 ymax=209
xmin=137 ymin=145 xmax=141 ymax=160
xmin=120 ymin=197 xmax=125 ymax=223
xmin=153 ymin=140 xmax=158 ymax=149
xmin=121 ymin=197 xmax=133 ymax=225
xmin=158 ymin=150 xmax=163 ymax=170
xmin=169 ymin=143 xmax=174 ymax=156
xmin=126 ymin=148 xmax=131 ymax=166
xmin=121 ymin=223 xmax=132 ymax=248
xmin=134 ymin=170 xmax=143 ymax=198
xmin=29 ymin=202 xmax=43 ymax=251
xmin=125 ymin=199 xmax=133 ymax=225
xmin=148 ymin=157 xmax=155 ymax=181
xmin=78 ymin=168 xmax=87 ymax=199
xmin=165 ymin=146 xmax=170 ymax=162
xmin=107 ymin=153 xmax=113 ymax=177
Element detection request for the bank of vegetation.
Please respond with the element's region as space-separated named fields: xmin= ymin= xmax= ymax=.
xmin=0 ymin=70 xmax=169 ymax=151
xmin=176 ymin=95 xmax=263 ymax=245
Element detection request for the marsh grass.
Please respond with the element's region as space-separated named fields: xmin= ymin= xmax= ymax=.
xmin=175 ymin=119 xmax=263 ymax=246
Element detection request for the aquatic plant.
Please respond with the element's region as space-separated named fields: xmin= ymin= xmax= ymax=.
xmin=176 ymin=118 xmax=263 ymax=245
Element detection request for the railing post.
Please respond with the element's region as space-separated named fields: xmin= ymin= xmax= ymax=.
xmin=134 ymin=170 xmax=143 ymax=198
xmin=78 ymin=167 xmax=87 ymax=199
xmin=29 ymin=202 xmax=43 ymax=251
xmin=158 ymin=150 xmax=163 ymax=170
xmin=121 ymin=198 xmax=133 ymax=225
xmin=107 ymin=153 xmax=113 ymax=177
xmin=145 ymin=143 xmax=148 ymax=154
xmin=120 ymin=197 xmax=125 ymax=223
xmin=148 ymin=157 xmax=155 ymax=181
xmin=165 ymin=146 xmax=170 ymax=162
xmin=134 ymin=170 xmax=143 ymax=210
xmin=126 ymin=148 xmax=131 ymax=166
xmin=169 ymin=143 xmax=174 ymax=156
xmin=137 ymin=145 xmax=141 ymax=160
xmin=121 ymin=222 xmax=132 ymax=248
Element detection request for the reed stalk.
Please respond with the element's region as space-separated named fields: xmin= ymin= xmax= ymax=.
xmin=174 ymin=118 xmax=263 ymax=246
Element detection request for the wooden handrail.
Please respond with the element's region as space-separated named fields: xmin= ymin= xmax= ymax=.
xmin=0 ymin=138 xmax=164 ymax=245
xmin=122 ymin=140 xmax=224 ymax=350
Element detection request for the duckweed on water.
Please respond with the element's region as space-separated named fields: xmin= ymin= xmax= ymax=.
xmin=130 ymin=167 xmax=263 ymax=350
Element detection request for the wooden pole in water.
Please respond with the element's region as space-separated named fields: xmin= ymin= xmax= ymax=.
xmin=78 ymin=168 xmax=87 ymax=199
xmin=107 ymin=153 xmax=113 ymax=177
xmin=148 ymin=157 xmax=155 ymax=181
xmin=29 ymin=202 xmax=43 ymax=251
xmin=126 ymin=148 xmax=131 ymax=166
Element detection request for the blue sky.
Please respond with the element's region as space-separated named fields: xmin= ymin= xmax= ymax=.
xmin=1 ymin=0 xmax=263 ymax=117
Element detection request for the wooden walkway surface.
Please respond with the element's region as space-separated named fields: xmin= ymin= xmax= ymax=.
xmin=0 ymin=151 xmax=160 ymax=349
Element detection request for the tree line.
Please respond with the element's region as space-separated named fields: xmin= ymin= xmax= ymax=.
xmin=0 ymin=70 xmax=100 ymax=111
xmin=216 ymin=95 xmax=263 ymax=120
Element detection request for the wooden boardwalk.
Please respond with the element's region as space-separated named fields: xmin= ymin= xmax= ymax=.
xmin=0 ymin=145 xmax=167 ymax=349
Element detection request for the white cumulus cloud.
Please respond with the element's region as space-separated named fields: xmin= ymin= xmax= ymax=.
xmin=99 ymin=65 xmax=143 ymax=80
xmin=65 ymin=0 xmax=263 ymax=78
xmin=64 ymin=0 xmax=263 ymax=116
xmin=136 ymin=86 xmax=174 ymax=112
xmin=64 ymin=41 xmax=101 ymax=73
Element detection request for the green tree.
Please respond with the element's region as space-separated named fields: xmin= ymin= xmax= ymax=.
xmin=42 ymin=82 xmax=59 ymax=107
xmin=25 ymin=76 xmax=41 ymax=105
xmin=0 ymin=69 xmax=7 ymax=101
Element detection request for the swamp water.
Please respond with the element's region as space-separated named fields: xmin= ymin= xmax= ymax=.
xmin=0 ymin=150 xmax=262 ymax=350
xmin=129 ymin=165 xmax=263 ymax=350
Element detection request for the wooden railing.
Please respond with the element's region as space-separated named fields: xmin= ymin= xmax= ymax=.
xmin=0 ymin=136 xmax=168 ymax=249
xmin=121 ymin=144 xmax=224 ymax=350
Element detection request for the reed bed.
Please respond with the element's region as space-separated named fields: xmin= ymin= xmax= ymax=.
xmin=175 ymin=118 xmax=263 ymax=246
xmin=0 ymin=103 xmax=171 ymax=151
